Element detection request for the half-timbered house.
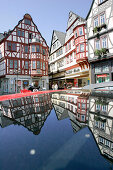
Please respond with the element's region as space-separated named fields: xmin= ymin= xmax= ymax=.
xmin=0 ymin=14 xmax=49 ymax=94
xmin=86 ymin=0 xmax=113 ymax=84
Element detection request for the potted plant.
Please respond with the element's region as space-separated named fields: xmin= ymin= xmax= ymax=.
xmin=94 ymin=49 xmax=101 ymax=57
xmin=101 ymin=48 xmax=109 ymax=55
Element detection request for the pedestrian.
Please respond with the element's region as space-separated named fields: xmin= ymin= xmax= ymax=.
xmin=52 ymin=84 xmax=55 ymax=90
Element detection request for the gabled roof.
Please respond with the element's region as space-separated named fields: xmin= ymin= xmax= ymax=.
xmin=54 ymin=30 xmax=66 ymax=46
xmin=86 ymin=0 xmax=95 ymax=20
xmin=49 ymin=30 xmax=66 ymax=54
xmin=0 ymin=14 xmax=48 ymax=48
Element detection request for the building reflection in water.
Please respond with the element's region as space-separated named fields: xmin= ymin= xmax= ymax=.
xmin=0 ymin=93 xmax=52 ymax=135
xmin=0 ymin=89 xmax=113 ymax=163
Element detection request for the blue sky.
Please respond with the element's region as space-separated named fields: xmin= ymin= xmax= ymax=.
xmin=0 ymin=0 xmax=92 ymax=46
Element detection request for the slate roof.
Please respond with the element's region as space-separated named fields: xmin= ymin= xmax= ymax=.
xmin=54 ymin=30 xmax=66 ymax=46
xmin=0 ymin=33 xmax=4 ymax=42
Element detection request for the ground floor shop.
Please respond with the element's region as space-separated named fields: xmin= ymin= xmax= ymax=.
xmin=0 ymin=75 xmax=49 ymax=94
xmin=90 ymin=59 xmax=113 ymax=84
xmin=65 ymin=65 xmax=90 ymax=88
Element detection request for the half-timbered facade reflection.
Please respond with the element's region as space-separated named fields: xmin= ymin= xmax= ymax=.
xmin=0 ymin=14 xmax=49 ymax=94
xmin=0 ymin=93 xmax=52 ymax=134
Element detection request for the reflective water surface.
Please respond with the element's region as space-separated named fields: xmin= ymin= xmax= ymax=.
xmin=0 ymin=90 xmax=113 ymax=170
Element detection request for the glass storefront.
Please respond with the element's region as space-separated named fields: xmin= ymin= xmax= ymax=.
xmin=96 ymin=74 xmax=110 ymax=83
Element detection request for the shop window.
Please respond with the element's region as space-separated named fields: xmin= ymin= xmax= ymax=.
xmin=32 ymin=61 xmax=36 ymax=69
xmin=9 ymin=60 xmax=13 ymax=68
xmin=14 ymin=60 xmax=18 ymax=69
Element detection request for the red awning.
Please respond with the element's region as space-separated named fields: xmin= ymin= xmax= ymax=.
xmin=97 ymin=74 xmax=107 ymax=78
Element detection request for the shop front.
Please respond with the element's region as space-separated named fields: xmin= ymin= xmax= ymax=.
xmin=65 ymin=66 xmax=90 ymax=88
xmin=96 ymin=74 xmax=110 ymax=83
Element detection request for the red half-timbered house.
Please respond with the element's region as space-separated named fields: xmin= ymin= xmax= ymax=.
xmin=0 ymin=14 xmax=49 ymax=94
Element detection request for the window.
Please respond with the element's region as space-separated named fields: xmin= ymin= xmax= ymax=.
xmin=9 ymin=60 xmax=13 ymax=68
xmin=105 ymin=140 xmax=110 ymax=147
xmin=95 ymin=66 xmax=101 ymax=73
xmin=37 ymin=61 xmax=40 ymax=69
xmin=77 ymin=46 xmax=79 ymax=53
xmin=94 ymin=17 xmax=99 ymax=27
xmin=81 ymin=115 xmax=85 ymax=121
xmin=12 ymin=43 xmax=16 ymax=51
xmin=32 ymin=61 xmax=36 ymax=69
xmin=100 ymin=122 xmax=105 ymax=130
xmin=29 ymin=33 xmax=32 ymax=39
xmin=75 ymin=30 xmax=78 ymax=38
xmin=43 ymin=49 xmax=46 ymax=55
xmin=17 ymin=30 xmax=24 ymax=37
xmin=69 ymin=41 xmax=71 ymax=49
xmin=7 ymin=42 xmax=11 ymax=51
xmin=102 ymin=105 xmax=107 ymax=111
xmin=14 ymin=60 xmax=18 ymax=69
xmin=99 ymin=0 xmax=104 ymax=4
xmin=96 ymin=104 xmax=101 ymax=110
xmin=78 ymin=103 xmax=80 ymax=109
xmin=25 ymin=46 xmax=28 ymax=53
xmin=102 ymin=65 xmax=109 ymax=72
xmin=25 ymin=61 xmax=28 ymax=69
xmin=95 ymin=40 xmax=100 ymax=50
xmin=99 ymin=137 xmax=104 ymax=144
xmin=36 ymin=45 xmax=40 ymax=52
xmin=32 ymin=45 xmax=35 ymax=52
xmin=7 ymin=42 xmax=16 ymax=51
xmin=81 ymin=103 xmax=85 ymax=110
xmin=102 ymin=37 xmax=107 ymax=48
xmin=79 ymin=27 xmax=83 ymax=36
xmin=80 ymin=44 xmax=84 ymax=52
xmin=100 ymin=14 xmax=105 ymax=25
xmin=95 ymin=120 xmax=99 ymax=127
xmin=70 ymin=54 xmax=73 ymax=62
xmin=25 ymin=19 xmax=31 ymax=25
xmin=67 ymin=56 xmax=69 ymax=64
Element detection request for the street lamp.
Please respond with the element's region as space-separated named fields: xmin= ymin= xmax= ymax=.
xmin=14 ymin=68 xmax=21 ymax=93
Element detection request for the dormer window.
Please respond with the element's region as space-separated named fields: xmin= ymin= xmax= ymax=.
xmin=25 ymin=19 xmax=31 ymax=25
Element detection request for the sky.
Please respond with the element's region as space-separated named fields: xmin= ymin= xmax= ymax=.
xmin=0 ymin=0 xmax=92 ymax=46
